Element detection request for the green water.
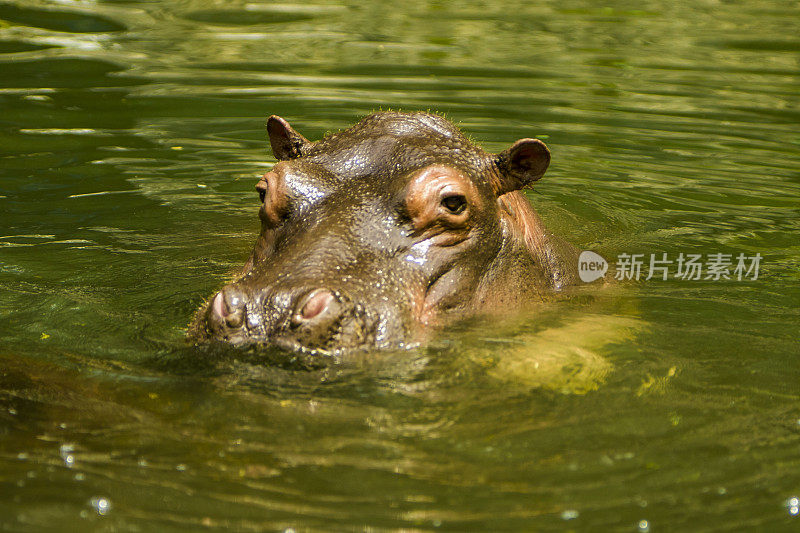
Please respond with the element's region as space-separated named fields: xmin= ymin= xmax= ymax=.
xmin=1 ymin=0 xmax=799 ymax=530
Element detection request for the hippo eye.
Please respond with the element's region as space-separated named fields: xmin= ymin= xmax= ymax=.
xmin=441 ymin=194 xmax=467 ymax=215
xmin=256 ymin=180 xmax=268 ymax=203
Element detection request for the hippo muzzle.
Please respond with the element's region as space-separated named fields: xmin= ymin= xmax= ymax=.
xmin=199 ymin=284 xmax=406 ymax=354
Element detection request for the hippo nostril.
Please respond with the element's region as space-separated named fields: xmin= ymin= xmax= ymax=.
xmin=225 ymin=309 xmax=244 ymax=329
xmin=291 ymin=289 xmax=334 ymax=326
xmin=212 ymin=287 xmax=247 ymax=328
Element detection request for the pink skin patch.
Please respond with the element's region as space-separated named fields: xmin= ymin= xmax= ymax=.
xmin=298 ymin=289 xmax=333 ymax=321
xmin=212 ymin=292 xmax=227 ymax=318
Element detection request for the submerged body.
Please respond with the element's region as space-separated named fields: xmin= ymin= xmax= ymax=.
xmin=188 ymin=112 xmax=578 ymax=353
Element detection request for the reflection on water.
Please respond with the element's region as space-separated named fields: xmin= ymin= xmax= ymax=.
xmin=1 ymin=0 xmax=799 ymax=530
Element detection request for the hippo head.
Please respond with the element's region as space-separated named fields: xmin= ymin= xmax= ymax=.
xmin=188 ymin=111 xmax=570 ymax=354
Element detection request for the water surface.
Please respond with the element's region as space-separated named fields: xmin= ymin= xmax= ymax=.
xmin=1 ymin=0 xmax=799 ymax=530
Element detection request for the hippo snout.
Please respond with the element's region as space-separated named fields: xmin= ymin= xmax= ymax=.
xmin=203 ymin=284 xmax=368 ymax=352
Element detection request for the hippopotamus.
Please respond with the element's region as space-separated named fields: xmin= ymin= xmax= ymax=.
xmin=188 ymin=111 xmax=578 ymax=354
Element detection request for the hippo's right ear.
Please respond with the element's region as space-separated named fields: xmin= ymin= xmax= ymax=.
xmin=267 ymin=115 xmax=310 ymax=160
xmin=492 ymin=138 xmax=551 ymax=196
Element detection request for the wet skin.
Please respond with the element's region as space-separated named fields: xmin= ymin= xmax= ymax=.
xmin=188 ymin=112 xmax=578 ymax=354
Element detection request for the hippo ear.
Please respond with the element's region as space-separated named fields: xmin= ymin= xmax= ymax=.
xmin=267 ymin=115 xmax=310 ymax=160
xmin=492 ymin=138 xmax=550 ymax=195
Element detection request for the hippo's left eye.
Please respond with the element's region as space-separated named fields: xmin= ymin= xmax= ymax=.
xmin=441 ymin=194 xmax=467 ymax=215
xmin=256 ymin=170 xmax=289 ymax=227
xmin=256 ymin=180 xmax=268 ymax=203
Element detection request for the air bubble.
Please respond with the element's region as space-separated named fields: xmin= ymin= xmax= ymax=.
xmin=787 ymin=496 xmax=799 ymax=516
xmin=60 ymin=444 xmax=76 ymax=468
xmin=90 ymin=497 xmax=111 ymax=516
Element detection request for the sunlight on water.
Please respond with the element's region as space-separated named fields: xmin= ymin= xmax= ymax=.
xmin=1 ymin=0 xmax=799 ymax=530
